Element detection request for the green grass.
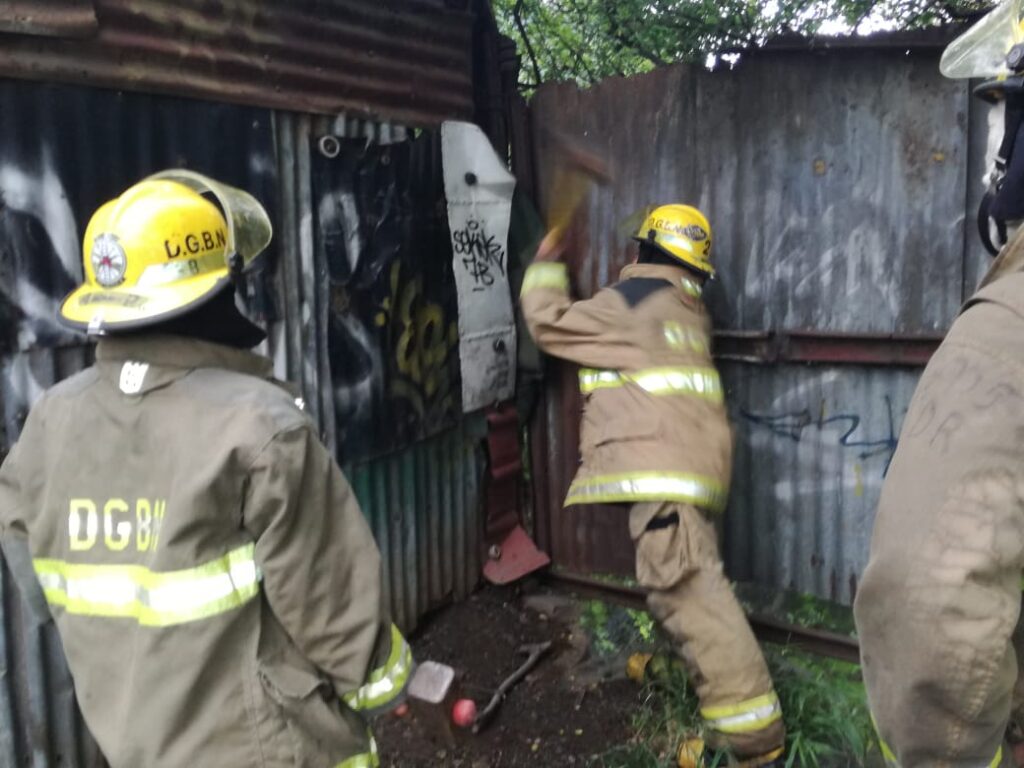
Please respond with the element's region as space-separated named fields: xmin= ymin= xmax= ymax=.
xmin=579 ymin=600 xmax=656 ymax=656
xmin=582 ymin=591 xmax=873 ymax=768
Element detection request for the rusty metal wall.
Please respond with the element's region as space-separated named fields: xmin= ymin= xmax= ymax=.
xmin=529 ymin=45 xmax=991 ymax=604
xmin=0 ymin=85 xmax=486 ymax=766
xmin=349 ymin=417 xmax=486 ymax=632
xmin=0 ymin=0 xmax=474 ymax=126
xmin=275 ymin=111 xmax=485 ymax=630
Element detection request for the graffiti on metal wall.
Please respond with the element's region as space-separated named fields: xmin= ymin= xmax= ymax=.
xmin=0 ymin=153 xmax=79 ymax=354
xmin=741 ymin=396 xmax=899 ymax=474
xmin=452 ymin=218 xmax=506 ymax=292
xmin=314 ymin=133 xmax=461 ymax=462
xmin=737 ymin=390 xmax=904 ymax=516
xmin=0 ymin=81 xmax=277 ymax=442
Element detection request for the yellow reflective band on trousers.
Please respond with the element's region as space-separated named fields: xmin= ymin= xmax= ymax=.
xmin=873 ymin=718 xmax=1002 ymax=768
xmin=565 ymin=472 xmax=728 ymax=513
xmin=343 ymin=624 xmax=413 ymax=713
xmin=335 ymin=735 xmax=380 ymax=768
xmin=33 ymin=543 xmax=260 ymax=627
xmin=578 ymin=366 xmax=723 ymax=402
xmin=520 ymin=262 xmax=569 ymax=295
xmin=701 ymin=692 xmax=782 ymax=735
xmin=878 ymin=740 xmax=1002 ymax=768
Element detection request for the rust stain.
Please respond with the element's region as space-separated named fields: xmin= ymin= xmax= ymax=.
xmin=0 ymin=0 xmax=475 ymax=125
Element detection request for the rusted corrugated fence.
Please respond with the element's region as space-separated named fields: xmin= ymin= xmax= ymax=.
xmin=529 ymin=40 xmax=990 ymax=605
xmin=0 ymin=27 xmax=493 ymax=768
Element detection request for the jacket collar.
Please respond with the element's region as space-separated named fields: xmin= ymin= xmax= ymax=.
xmin=618 ymin=263 xmax=705 ymax=301
xmin=95 ymin=335 xmax=273 ymax=396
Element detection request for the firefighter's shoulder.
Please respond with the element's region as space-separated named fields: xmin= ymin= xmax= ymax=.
xmin=42 ymin=367 xmax=102 ymax=401
xmin=183 ymin=366 xmax=311 ymax=435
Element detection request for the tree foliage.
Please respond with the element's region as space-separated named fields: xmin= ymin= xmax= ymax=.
xmin=491 ymin=0 xmax=995 ymax=87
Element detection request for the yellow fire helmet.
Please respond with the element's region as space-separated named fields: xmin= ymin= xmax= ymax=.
xmin=59 ymin=170 xmax=272 ymax=334
xmin=633 ymin=204 xmax=714 ymax=276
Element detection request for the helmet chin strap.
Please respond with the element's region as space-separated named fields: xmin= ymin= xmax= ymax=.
xmin=981 ymin=94 xmax=1024 ymax=256
xmin=979 ymin=188 xmax=1009 ymax=256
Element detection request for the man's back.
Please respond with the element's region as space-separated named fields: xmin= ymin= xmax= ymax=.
xmin=522 ymin=261 xmax=732 ymax=510
xmin=2 ymin=335 xmax=388 ymax=767
xmin=855 ymin=268 xmax=1024 ymax=767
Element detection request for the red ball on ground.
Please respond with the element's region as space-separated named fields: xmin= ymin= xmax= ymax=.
xmin=451 ymin=698 xmax=477 ymax=728
xmin=393 ymin=703 xmax=409 ymax=718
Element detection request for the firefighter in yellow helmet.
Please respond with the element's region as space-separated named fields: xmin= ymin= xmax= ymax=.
xmin=0 ymin=173 xmax=411 ymax=767
xmin=853 ymin=4 xmax=1024 ymax=767
xmin=521 ymin=204 xmax=785 ymax=767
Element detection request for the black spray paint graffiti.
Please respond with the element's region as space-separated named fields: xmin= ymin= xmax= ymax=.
xmin=741 ymin=396 xmax=900 ymax=475
xmin=452 ymin=218 xmax=505 ymax=291
xmin=315 ymin=131 xmax=463 ymax=462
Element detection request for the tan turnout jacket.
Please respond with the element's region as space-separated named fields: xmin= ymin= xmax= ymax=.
xmin=0 ymin=335 xmax=411 ymax=768
xmin=520 ymin=260 xmax=732 ymax=512
xmin=854 ymin=232 xmax=1024 ymax=768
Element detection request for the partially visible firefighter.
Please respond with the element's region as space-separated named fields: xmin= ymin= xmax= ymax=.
xmin=0 ymin=172 xmax=411 ymax=767
xmin=854 ymin=2 xmax=1024 ymax=766
xmin=520 ymin=204 xmax=785 ymax=767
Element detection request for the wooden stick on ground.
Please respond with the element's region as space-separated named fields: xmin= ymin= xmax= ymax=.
xmin=472 ymin=641 xmax=553 ymax=733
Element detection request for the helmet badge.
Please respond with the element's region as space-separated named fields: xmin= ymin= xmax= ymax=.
xmin=91 ymin=233 xmax=127 ymax=287
xmin=682 ymin=224 xmax=707 ymax=241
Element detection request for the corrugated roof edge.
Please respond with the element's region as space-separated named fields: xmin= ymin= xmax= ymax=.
xmin=0 ymin=0 xmax=477 ymax=126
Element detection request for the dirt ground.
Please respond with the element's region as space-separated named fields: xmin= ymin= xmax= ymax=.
xmin=376 ymin=585 xmax=642 ymax=767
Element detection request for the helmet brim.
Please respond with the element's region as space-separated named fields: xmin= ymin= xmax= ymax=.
xmin=58 ymin=267 xmax=231 ymax=334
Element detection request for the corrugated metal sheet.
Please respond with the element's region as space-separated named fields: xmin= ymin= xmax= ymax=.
xmin=0 ymin=84 xmax=486 ymax=766
xmin=349 ymin=416 xmax=485 ymax=632
xmin=721 ymin=363 xmax=922 ymax=604
xmin=275 ymin=110 xmax=484 ymax=632
xmin=0 ymin=0 xmax=474 ymax=126
xmin=533 ymin=52 xmax=972 ymax=332
xmin=529 ymin=47 xmax=991 ymax=604
xmin=0 ymin=0 xmax=98 ymax=38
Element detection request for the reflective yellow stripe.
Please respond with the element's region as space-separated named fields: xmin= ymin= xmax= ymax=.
xmin=136 ymin=250 xmax=225 ymax=287
xmin=566 ymin=472 xmax=728 ymax=512
xmin=873 ymin=718 xmax=1001 ymax=768
xmin=33 ymin=543 xmax=260 ymax=627
xmin=879 ymin=736 xmax=897 ymax=766
xmin=343 ymin=624 xmax=413 ymax=713
xmin=521 ymin=262 xmax=569 ymax=295
xmin=701 ymin=692 xmax=782 ymax=735
xmin=578 ymin=366 xmax=723 ymax=402
xmin=335 ymin=735 xmax=380 ymax=768
xmin=880 ymin=743 xmax=1001 ymax=768
xmin=578 ymin=368 xmax=621 ymax=391
xmin=680 ymin=275 xmax=703 ymax=298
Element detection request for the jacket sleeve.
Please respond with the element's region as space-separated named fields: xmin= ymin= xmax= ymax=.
xmin=0 ymin=435 xmax=29 ymax=540
xmin=0 ymin=407 xmax=53 ymax=626
xmin=853 ymin=345 xmax=1024 ymax=768
xmin=519 ymin=260 xmax=634 ymax=369
xmin=244 ymin=425 xmax=412 ymax=715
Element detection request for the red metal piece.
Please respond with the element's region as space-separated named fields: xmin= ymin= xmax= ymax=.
xmin=713 ymin=329 xmax=943 ymax=367
xmin=482 ymin=525 xmax=550 ymax=585
xmin=483 ymin=404 xmax=549 ymax=584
